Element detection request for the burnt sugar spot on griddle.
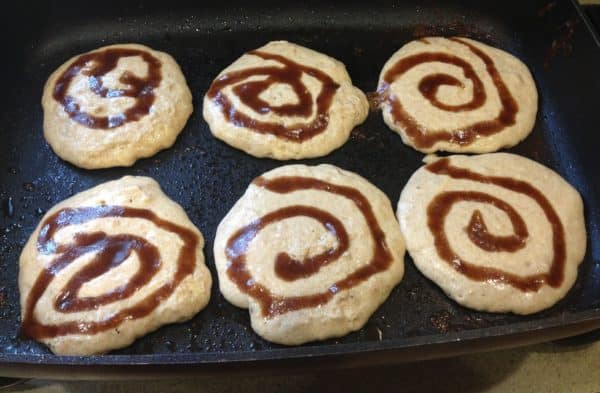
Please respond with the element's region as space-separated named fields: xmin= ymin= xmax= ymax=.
xmin=353 ymin=46 xmax=365 ymax=57
xmin=366 ymin=91 xmax=386 ymax=112
xmin=0 ymin=287 xmax=7 ymax=308
xmin=544 ymin=18 xmax=579 ymax=69
xmin=350 ymin=127 xmax=385 ymax=149
xmin=538 ymin=0 xmax=558 ymax=17
xmin=430 ymin=311 xmax=451 ymax=332
xmin=412 ymin=20 xmax=490 ymax=43
xmin=412 ymin=23 xmax=438 ymax=40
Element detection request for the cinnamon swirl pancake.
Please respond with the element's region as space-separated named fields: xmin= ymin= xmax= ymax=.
xmin=43 ymin=44 xmax=193 ymax=169
xmin=203 ymin=41 xmax=369 ymax=160
xmin=377 ymin=37 xmax=538 ymax=153
xmin=214 ymin=164 xmax=405 ymax=344
xmin=19 ymin=176 xmax=211 ymax=355
xmin=397 ymin=153 xmax=586 ymax=314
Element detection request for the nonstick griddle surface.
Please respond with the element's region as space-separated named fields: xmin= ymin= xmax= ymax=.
xmin=0 ymin=0 xmax=599 ymax=377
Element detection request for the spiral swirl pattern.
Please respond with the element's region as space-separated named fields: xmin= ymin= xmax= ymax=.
xmin=398 ymin=153 xmax=586 ymax=314
xmin=53 ymin=48 xmax=162 ymax=129
xmin=224 ymin=174 xmax=394 ymax=318
xmin=378 ymin=37 xmax=537 ymax=153
xmin=206 ymin=50 xmax=340 ymax=142
xmin=21 ymin=205 xmax=199 ymax=340
xmin=425 ymin=157 xmax=565 ymax=291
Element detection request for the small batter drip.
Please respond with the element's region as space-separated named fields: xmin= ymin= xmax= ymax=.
xmin=53 ymin=48 xmax=162 ymax=129
xmin=206 ymin=51 xmax=340 ymax=142
xmin=21 ymin=205 xmax=199 ymax=339
xmin=225 ymin=176 xmax=393 ymax=318
xmin=425 ymin=158 xmax=566 ymax=291
xmin=380 ymin=37 xmax=519 ymax=148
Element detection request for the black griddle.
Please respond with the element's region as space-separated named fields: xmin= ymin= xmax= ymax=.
xmin=0 ymin=0 xmax=599 ymax=379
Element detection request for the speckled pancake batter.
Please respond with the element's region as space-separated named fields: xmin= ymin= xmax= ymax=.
xmin=397 ymin=153 xmax=586 ymax=314
xmin=214 ymin=164 xmax=405 ymax=345
xmin=43 ymin=44 xmax=192 ymax=169
xmin=203 ymin=41 xmax=368 ymax=160
xmin=378 ymin=37 xmax=538 ymax=153
xmin=19 ymin=176 xmax=211 ymax=355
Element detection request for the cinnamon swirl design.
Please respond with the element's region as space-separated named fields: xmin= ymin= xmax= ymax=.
xmin=43 ymin=44 xmax=192 ymax=169
xmin=377 ymin=37 xmax=538 ymax=153
xmin=53 ymin=47 xmax=162 ymax=129
xmin=203 ymin=41 xmax=369 ymax=160
xmin=19 ymin=177 xmax=211 ymax=355
xmin=397 ymin=154 xmax=586 ymax=314
xmin=214 ymin=165 xmax=404 ymax=345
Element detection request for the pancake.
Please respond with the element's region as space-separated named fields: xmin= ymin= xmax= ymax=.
xmin=377 ymin=37 xmax=538 ymax=153
xmin=19 ymin=176 xmax=211 ymax=355
xmin=213 ymin=164 xmax=405 ymax=344
xmin=203 ymin=41 xmax=369 ymax=159
xmin=397 ymin=153 xmax=586 ymax=314
xmin=43 ymin=43 xmax=193 ymax=169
